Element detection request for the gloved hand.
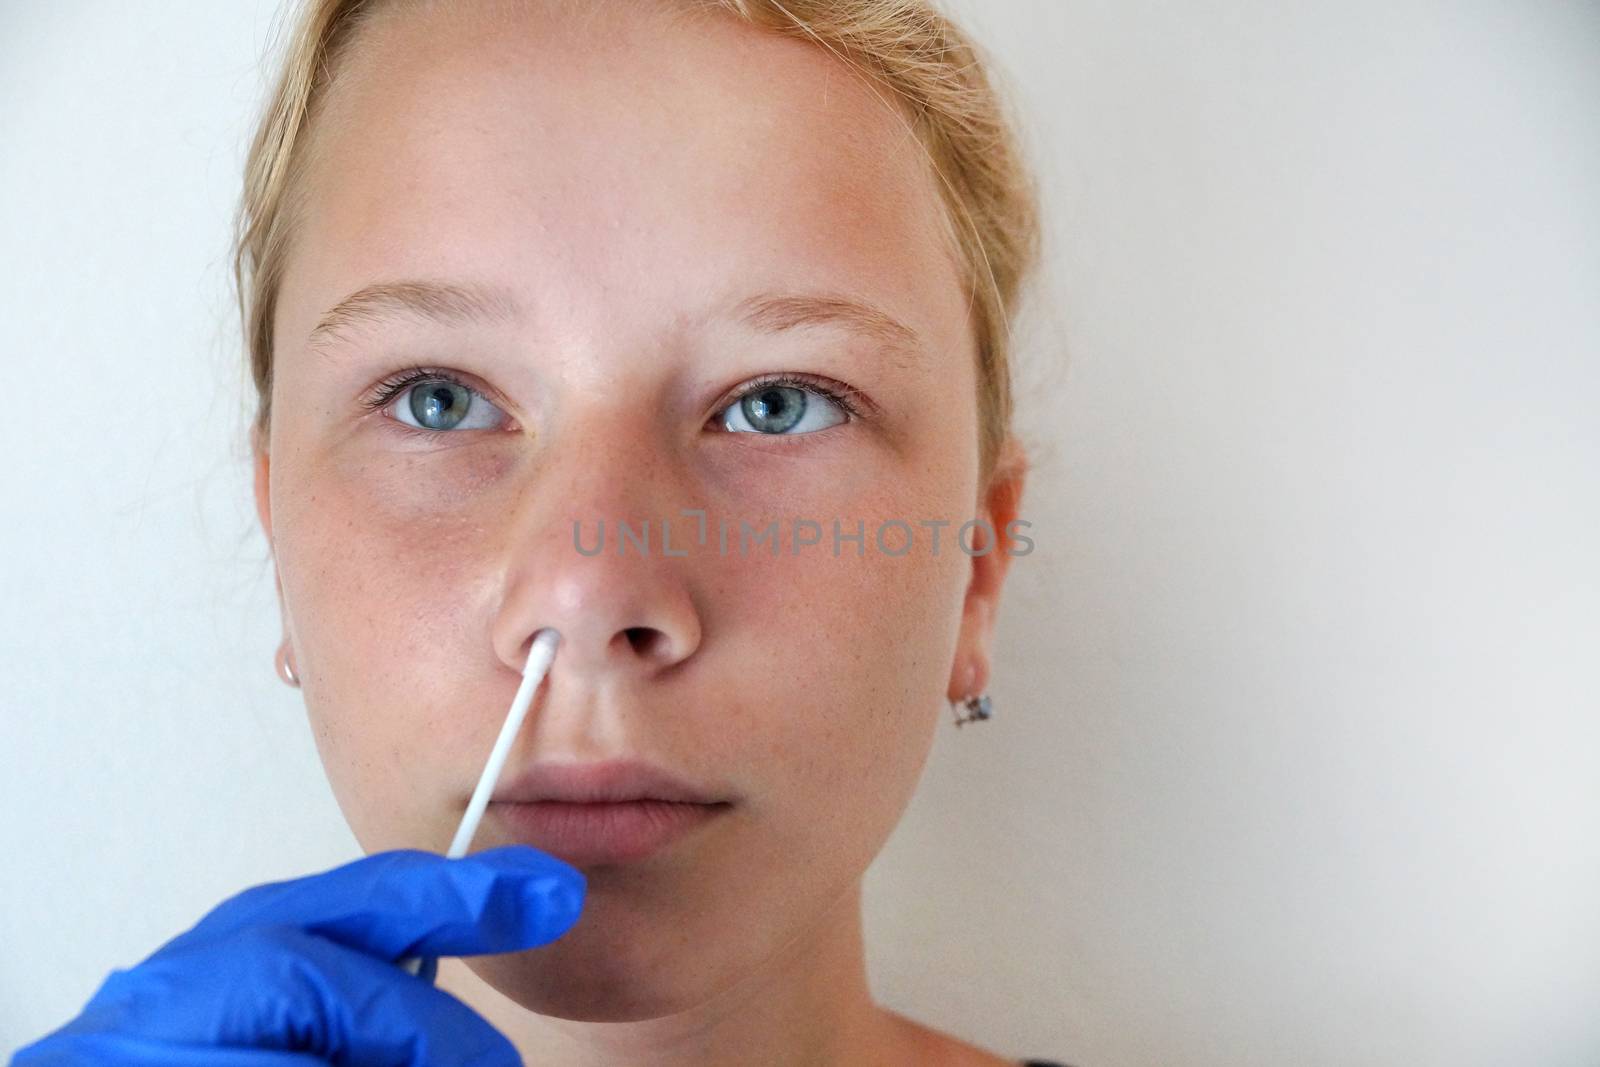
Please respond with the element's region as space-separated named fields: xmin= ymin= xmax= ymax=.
xmin=9 ymin=845 xmax=585 ymax=1066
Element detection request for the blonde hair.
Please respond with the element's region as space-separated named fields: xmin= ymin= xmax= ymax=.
xmin=234 ymin=0 xmax=1042 ymax=482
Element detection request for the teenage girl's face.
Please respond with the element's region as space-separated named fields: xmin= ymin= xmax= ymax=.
xmin=254 ymin=0 xmax=1022 ymax=1018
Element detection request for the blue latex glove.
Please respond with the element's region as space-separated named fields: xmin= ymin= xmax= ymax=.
xmin=9 ymin=845 xmax=586 ymax=1066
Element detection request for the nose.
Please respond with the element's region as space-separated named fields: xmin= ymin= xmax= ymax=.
xmin=489 ymin=423 xmax=704 ymax=688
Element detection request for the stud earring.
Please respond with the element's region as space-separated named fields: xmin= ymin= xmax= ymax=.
xmin=952 ymin=692 xmax=992 ymax=728
xmin=275 ymin=641 xmax=301 ymax=688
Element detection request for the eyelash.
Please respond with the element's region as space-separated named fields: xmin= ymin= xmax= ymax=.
xmin=360 ymin=365 xmax=479 ymax=415
xmin=359 ymin=365 xmax=868 ymax=428
xmin=720 ymin=372 xmax=866 ymax=423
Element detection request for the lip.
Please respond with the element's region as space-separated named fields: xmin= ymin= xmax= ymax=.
xmin=491 ymin=758 xmax=730 ymax=805
xmin=491 ymin=799 xmax=729 ymax=866
xmin=486 ymin=758 xmax=734 ymax=866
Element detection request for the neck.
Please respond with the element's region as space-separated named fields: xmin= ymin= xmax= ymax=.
xmin=436 ymin=877 xmax=915 ymax=1067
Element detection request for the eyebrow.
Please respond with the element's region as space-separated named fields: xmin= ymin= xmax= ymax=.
xmin=733 ymin=290 xmax=924 ymax=370
xmin=306 ymin=279 xmax=925 ymax=367
xmin=307 ymin=280 xmax=521 ymax=354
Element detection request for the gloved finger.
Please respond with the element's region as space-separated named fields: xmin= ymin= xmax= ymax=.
xmin=162 ymin=845 xmax=585 ymax=963
xmin=14 ymin=924 xmax=523 ymax=1067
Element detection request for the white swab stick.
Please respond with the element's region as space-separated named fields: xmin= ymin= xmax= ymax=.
xmin=399 ymin=628 xmax=562 ymax=982
xmin=448 ymin=628 xmax=562 ymax=858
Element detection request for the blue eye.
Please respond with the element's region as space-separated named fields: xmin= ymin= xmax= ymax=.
xmin=361 ymin=367 xmax=863 ymax=437
xmin=363 ymin=368 xmax=506 ymax=432
xmin=718 ymin=375 xmax=856 ymax=435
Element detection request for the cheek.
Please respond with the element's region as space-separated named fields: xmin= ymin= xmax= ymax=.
xmin=277 ymin=442 xmax=514 ymax=625
xmin=710 ymin=472 xmax=971 ymax=844
xmin=689 ymin=511 xmax=967 ymax=945
xmin=270 ymin=446 xmax=514 ymax=847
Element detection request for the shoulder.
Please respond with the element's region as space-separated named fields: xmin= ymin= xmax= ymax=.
xmin=883 ymin=1009 xmax=1049 ymax=1067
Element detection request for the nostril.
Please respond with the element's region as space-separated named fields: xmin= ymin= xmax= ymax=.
xmin=623 ymin=626 xmax=662 ymax=656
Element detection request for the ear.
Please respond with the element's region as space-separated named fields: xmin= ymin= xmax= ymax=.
xmin=251 ymin=422 xmax=273 ymax=551
xmin=946 ymin=436 xmax=1029 ymax=703
xmin=253 ymin=423 xmax=300 ymax=651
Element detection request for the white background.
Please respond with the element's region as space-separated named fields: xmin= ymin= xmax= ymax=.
xmin=2 ymin=2 xmax=1598 ymax=1064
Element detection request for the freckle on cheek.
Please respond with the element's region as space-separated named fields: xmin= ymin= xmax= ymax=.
xmin=348 ymin=472 xmax=463 ymax=525
xmin=370 ymin=450 xmax=519 ymax=516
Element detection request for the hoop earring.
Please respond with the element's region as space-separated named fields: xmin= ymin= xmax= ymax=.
xmin=275 ymin=641 xmax=301 ymax=688
xmin=952 ymin=692 xmax=992 ymax=728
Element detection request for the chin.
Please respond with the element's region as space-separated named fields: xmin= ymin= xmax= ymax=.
xmin=463 ymin=936 xmax=724 ymax=1021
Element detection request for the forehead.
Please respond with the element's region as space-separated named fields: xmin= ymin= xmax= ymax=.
xmin=281 ymin=0 xmax=966 ymax=345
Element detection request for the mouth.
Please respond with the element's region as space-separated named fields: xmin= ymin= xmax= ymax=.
xmin=490 ymin=799 xmax=732 ymax=866
xmin=490 ymin=757 xmax=731 ymax=805
xmin=487 ymin=758 xmax=734 ymax=865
